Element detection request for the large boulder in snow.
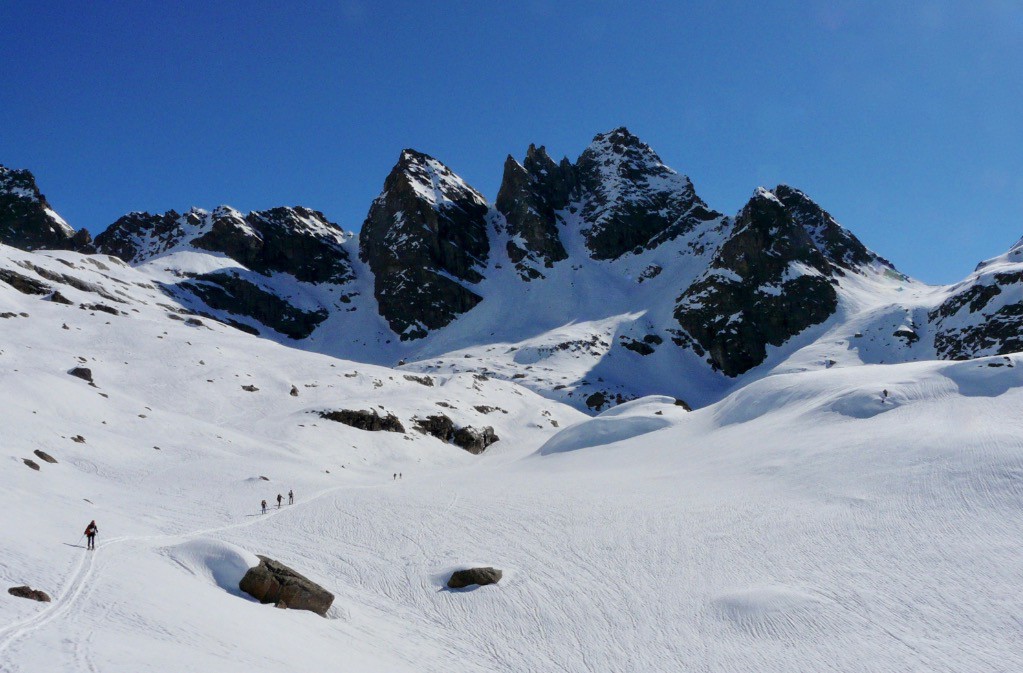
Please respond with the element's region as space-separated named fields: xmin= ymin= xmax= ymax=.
xmin=452 ymin=425 xmax=499 ymax=455
xmin=68 ymin=367 xmax=95 ymax=385
xmin=447 ymin=567 xmax=502 ymax=589
xmin=238 ymin=555 xmax=334 ymax=616
xmin=8 ymin=585 xmax=51 ymax=602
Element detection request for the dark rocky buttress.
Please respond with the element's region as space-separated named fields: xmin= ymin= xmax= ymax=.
xmin=359 ymin=149 xmax=491 ymax=340
xmin=673 ymin=188 xmax=839 ymax=377
xmin=495 ymin=144 xmax=572 ymax=279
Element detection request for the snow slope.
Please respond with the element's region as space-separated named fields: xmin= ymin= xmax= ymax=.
xmin=2 ymin=244 xmax=1022 ymax=672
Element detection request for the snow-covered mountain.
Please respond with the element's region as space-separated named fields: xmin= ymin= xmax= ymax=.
xmin=3 ymin=132 xmax=1023 ymax=671
xmin=2 ymin=127 xmax=1022 ymax=413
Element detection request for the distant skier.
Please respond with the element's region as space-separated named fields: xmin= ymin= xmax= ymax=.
xmin=288 ymin=489 xmax=294 ymax=505
xmin=399 ymin=472 xmax=402 ymax=480
xmin=881 ymin=389 xmax=889 ymax=403
xmin=393 ymin=473 xmax=397 ymax=481
xmin=84 ymin=520 xmax=98 ymax=550
xmin=276 ymin=493 xmax=283 ymax=509
xmin=261 ymin=499 xmax=267 ymax=514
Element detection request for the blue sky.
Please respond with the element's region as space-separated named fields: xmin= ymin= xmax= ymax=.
xmin=1 ymin=1 xmax=1021 ymax=283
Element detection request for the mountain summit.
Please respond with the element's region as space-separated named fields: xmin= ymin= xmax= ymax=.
xmin=6 ymin=129 xmax=1021 ymax=411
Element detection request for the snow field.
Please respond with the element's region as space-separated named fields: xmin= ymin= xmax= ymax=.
xmin=1 ymin=245 xmax=1023 ymax=671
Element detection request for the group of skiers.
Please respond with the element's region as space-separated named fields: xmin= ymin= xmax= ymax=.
xmin=81 ymin=473 xmax=413 ymax=550
xmin=80 ymin=489 xmax=297 ymax=552
xmin=261 ymin=489 xmax=294 ymax=514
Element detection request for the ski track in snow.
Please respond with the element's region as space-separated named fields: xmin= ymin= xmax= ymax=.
xmin=0 ymin=481 xmax=349 ymax=667
xmin=3 ymin=246 xmax=1023 ymax=671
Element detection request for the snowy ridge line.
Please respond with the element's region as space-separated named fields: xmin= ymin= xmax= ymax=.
xmin=0 ymin=480 xmax=359 ymax=660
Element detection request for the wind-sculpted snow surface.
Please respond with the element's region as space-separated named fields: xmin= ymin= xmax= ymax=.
xmin=537 ymin=396 xmax=679 ymax=454
xmin=161 ymin=539 xmax=260 ymax=598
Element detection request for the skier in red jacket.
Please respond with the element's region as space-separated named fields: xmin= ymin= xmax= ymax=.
xmin=84 ymin=520 xmax=98 ymax=550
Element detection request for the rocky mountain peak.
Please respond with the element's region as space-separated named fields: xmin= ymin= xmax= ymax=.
xmin=771 ymin=184 xmax=891 ymax=274
xmin=360 ymin=150 xmax=491 ymax=339
xmin=575 ymin=129 xmax=704 ymax=259
xmin=0 ymin=164 xmax=89 ymax=251
xmin=673 ymin=188 xmax=840 ymax=377
xmin=391 ymin=149 xmax=488 ymax=212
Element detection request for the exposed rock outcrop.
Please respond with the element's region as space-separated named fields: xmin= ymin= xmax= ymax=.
xmin=929 ymin=242 xmax=1023 ymax=360
xmin=239 ymin=556 xmax=334 ymax=616
xmin=178 ymin=270 xmax=328 ymax=339
xmin=413 ymin=414 xmax=499 ymax=453
xmin=319 ymin=409 xmax=405 ymax=433
xmin=95 ymin=206 xmax=354 ymax=284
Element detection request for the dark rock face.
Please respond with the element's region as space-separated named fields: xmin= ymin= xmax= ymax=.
xmin=96 ymin=206 xmax=354 ymax=285
xmin=239 ymin=555 xmax=334 ymax=616
xmin=23 ymin=458 xmax=40 ymax=471
xmin=447 ymin=567 xmax=502 ymax=589
xmin=495 ymin=145 xmax=571 ymax=279
xmin=319 ymin=409 xmax=405 ymax=433
xmin=359 ymin=150 xmax=490 ymax=339
xmin=178 ymin=271 xmax=328 ymax=339
xmin=575 ymin=128 xmax=709 ymax=259
xmin=0 ymin=165 xmax=88 ymax=251
xmin=414 ymin=414 xmax=499 ymax=453
xmin=8 ymin=585 xmax=51 ymax=602
xmin=674 ymin=189 xmax=839 ymax=377
xmin=930 ymin=264 xmax=1023 ymax=359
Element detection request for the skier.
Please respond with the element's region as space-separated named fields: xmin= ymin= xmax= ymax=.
xmin=393 ymin=473 xmax=397 ymax=481
xmin=288 ymin=489 xmax=294 ymax=505
xmin=881 ymin=389 xmax=889 ymax=403
xmin=276 ymin=493 xmax=283 ymax=509
xmin=261 ymin=499 xmax=267 ymax=514
xmin=84 ymin=520 xmax=98 ymax=550
xmin=399 ymin=472 xmax=402 ymax=480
